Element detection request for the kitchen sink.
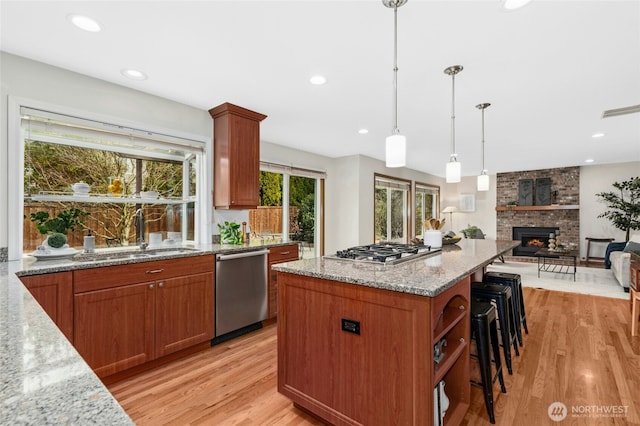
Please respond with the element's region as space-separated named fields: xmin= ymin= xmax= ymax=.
xmin=73 ymin=247 xmax=201 ymax=262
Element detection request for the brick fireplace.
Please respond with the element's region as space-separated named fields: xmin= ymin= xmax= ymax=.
xmin=496 ymin=167 xmax=579 ymax=259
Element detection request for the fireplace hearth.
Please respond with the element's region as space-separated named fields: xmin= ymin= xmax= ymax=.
xmin=512 ymin=226 xmax=559 ymax=256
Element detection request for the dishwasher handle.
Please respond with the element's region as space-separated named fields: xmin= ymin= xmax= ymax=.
xmin=216 ymin=249 xmax=269 ymax=261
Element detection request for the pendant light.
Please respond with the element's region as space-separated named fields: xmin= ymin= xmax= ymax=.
xmin=384 ymin=0 xmax=407 ymax=168
xmin=444 ymin=65 xmax=463 ymax=182
xmin=476 ymin=103 xmax=491 ymax=191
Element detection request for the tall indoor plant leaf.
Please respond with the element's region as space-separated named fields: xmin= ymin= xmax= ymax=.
xmin=596 ymin=177 xmax=640 ymax=242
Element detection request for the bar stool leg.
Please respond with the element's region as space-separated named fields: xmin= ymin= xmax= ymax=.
xmin=490 ymin=316 xmax=507 ymax=393
xmin=474 ymin=317 xmax=496 ymax=424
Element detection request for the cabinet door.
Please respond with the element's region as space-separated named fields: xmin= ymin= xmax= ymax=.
xmin=74 ymin=282 xmax=155 ymax=378
xmin=20 ymin=272 xmax=73 ymax=342
xmin=228 ymin=114 xmax=260 ymax=208
xmin=155 ymin=272 xmax=214 ymax=357
xmin=268 ymin=244 xmax=300 ymax=318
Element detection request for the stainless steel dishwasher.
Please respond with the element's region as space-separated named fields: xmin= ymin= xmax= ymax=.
xmin=215 ymin=249 xmax=268 ymax=338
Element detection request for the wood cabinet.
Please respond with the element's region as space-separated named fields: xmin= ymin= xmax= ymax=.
xmin=73 ymin=255 xmax=214 ymax=378
xmin=267 ymin=244 xmax=299 ymax=319
xmin=277 ymin=271 xmax=470 ymax=425
xmin=209 ymin=102 xmax=267 ymax=209
xmin=19 ymin=271 xmax=74 ymax=342
xmin=631 ymin=251 xmax=639 ymax=292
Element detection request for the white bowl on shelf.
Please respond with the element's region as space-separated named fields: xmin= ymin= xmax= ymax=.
xmin=140 ymin=191 xmax=159 ymax=199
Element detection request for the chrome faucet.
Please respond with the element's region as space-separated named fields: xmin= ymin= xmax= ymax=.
xmin=134 ymin=208 xmax=148 ymax=250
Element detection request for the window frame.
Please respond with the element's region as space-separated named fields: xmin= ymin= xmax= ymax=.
xmin=8 ymin=96 xmax=211 ymax=261
xmin=373 ymin=173 xmax=411 ymax=244
xmin=414 ymin=181 xmax=440 ymax=238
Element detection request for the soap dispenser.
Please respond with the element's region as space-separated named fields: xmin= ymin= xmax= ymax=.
xmin=83 ymin=229 xmax=95 ymax=253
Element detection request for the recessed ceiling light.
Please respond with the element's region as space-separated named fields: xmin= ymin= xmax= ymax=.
xmin=120 ymin=68 xmax=148 ymax=81
xmin=585 ymin=158 xmax=595 ymax=163
xmin=591 ymin=132 xmax=605 ymax=138
xmin=67 ymin=14 xmax=102 ymax=32
xmin=502 ymin=0 xmax=532 ymax=10
xmin=358 ymin=128 xmax=369 ymax=134
xmin=309 ymin=75 xmax=327 ymax=85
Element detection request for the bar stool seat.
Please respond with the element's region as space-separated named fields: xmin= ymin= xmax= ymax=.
xmin=471 ymin=300 xmax=506 ymax=424
xmin=472 ymin=282 xmax=520 ymax=374
xmin=484 ymin=272 xmax=529 ymax=346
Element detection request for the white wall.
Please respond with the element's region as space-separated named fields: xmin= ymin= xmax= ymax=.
xmin=579 ymin=162 xmax=640 ymax=260
xmin=442 ymin=175 xmax=497 ymax=238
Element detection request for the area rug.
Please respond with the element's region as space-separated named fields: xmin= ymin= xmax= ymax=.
xmin=485 ymin=261 xmax=628 ymax=300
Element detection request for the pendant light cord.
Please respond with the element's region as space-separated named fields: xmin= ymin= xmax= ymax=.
xmin=392 ymin=3 xmax=399 ymax=134
xmin=450 ymin=72 xmax=456 ymax=160
xmin=481 ymin=107 xmax=485 ymax=172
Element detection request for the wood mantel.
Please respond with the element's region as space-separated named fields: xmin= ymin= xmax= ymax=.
xmin=495 ymin=204 xmax=579 ymax=212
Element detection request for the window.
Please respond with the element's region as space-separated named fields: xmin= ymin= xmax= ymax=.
xmin=415 ymin=182 xmax=440 ymax=237
xmin=248 ymin=162 xmax=325 ymax=258
xmin=374 ymin=174 xmax=410 ymax=243
xmin=15 ymin=105 xmax=207 ymax=257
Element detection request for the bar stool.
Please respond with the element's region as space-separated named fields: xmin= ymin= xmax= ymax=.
xmin=484 ymin=272 xmax=529 ymax=346
xmin=471 ymin=282 xmax=520 ymax=374
xmin=471 ymin=300 xmax=506 ymax=424
xmin=585 ymin=237 xmax=614 ymax=266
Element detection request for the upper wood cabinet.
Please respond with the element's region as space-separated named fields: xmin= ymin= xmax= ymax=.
xmin=19 ymin=271 xmax=74 ymax=342
xmin=209 ymin=102 xmax=267 ymax=209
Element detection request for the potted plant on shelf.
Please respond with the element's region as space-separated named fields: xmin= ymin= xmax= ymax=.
xmin=596 ymin=177 xmax=640 ymax=242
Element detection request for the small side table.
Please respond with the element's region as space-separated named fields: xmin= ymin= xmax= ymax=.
xmin=585 ymin=237 xmax=614 ymax=266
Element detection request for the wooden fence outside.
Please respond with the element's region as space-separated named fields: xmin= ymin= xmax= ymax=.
xmin=24 ymin=203 xmax=187 ymax=252
xmin=248 ymin=206 xmax=300 ymax=236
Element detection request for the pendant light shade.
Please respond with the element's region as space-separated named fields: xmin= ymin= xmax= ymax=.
xmin=383 ymin=0 xmax=407 ymax=168
xmin=386 ymin=133 xmax=406 ymax=167
xmin=477 ymin=174 xmax=490 ymax=191
xmin=446 ymin=161 xmax=461 ymax=183
xmin=444 ymin=65 xmax=463 ymax=183
xmin=476 ymin=102 xmax=491 ymax=192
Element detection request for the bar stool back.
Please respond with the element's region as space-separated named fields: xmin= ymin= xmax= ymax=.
xmin=484 ymin=272 xmax=528 ymax=346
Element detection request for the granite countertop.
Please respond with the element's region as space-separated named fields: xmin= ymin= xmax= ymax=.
xmin=1 ymin=240 xmax=298 ymax=424
xmin=15 ymin=241 xmax=297 ymax=277
xmin=272 ymin=239 xmax=520 ymax=297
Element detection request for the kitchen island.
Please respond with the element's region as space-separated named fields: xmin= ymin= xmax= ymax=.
xmin=273 ymin=239 xmax=518 ymax=426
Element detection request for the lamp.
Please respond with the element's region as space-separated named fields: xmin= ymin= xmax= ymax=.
xmin=441 ymin=206 xmax=458 ymax=231
xmin=383 ymin=0 xmax=407 ymax=168
xmin=444 ymin=65 xmax=463 ymax=182
xmin=476 ymin=102 xmax=491 ymax=191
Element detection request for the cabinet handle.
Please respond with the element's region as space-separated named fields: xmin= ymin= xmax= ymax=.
xmin=458 ymin=305 xmax=465 ymax=310
xmin=149 ymin=284 xmax=155 ymax=289
xmin=280 ymin=251 xmax=291 ymax=255
xmin=158 ymin=282 xmax=164 ymax=288
xmin=459 ymin=337 xmax=465 ymax=343
xmin=146 ymin=269 xmax=164 ymax=274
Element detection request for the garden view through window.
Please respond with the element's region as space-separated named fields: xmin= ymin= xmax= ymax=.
xmin=21 ymin=107 xmax=202 ymax=254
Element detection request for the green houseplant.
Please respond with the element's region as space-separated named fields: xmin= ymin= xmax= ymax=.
xmin=460 ymin=224 xmax=482 ymax=239
xmin=596 ymin=177 xmax=640 ymax=242
xmin=217 ymin=221 xmax=243 ymax=245
xmin=29 ymin=208 xmax=89 ymax=248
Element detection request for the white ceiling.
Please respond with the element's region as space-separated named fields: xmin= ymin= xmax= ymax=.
xmin=1 ymin=0 xmax=639 ymax=177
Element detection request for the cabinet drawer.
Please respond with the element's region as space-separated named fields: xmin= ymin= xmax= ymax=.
xmin=268 ymin=244 xmax=299 ymax=263
xmin=74 ymin=255 xmax=214 ymax=293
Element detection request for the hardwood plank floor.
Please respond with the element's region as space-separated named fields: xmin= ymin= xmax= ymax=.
xmin=109 ymin=288 xmax=640 ymax=425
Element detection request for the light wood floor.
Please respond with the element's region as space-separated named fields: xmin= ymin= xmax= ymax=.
xmin=109 ymin=288 xmax=640 ymax=425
